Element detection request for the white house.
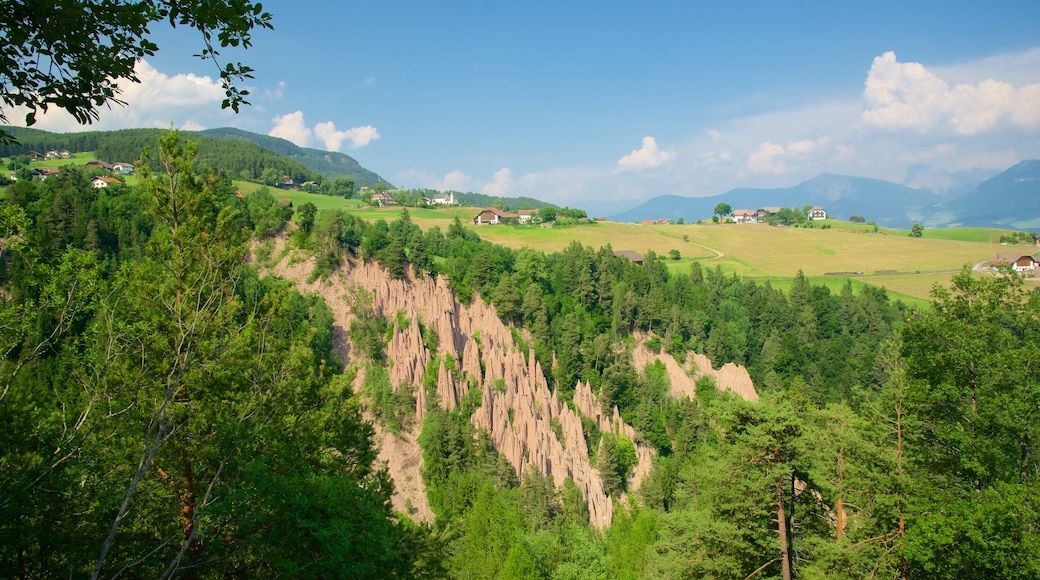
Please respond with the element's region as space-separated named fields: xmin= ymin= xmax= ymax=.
xmin=431 ymin=192 xmax=456 ymax=205
xmin=994 ymin=252 xmax=1039 ymax=273
xmin=809 ymin=206 xmax=828 ymax=220
xmin=92 ymin=176 xmax=121 ymax=188
xmin=371 ymin=192 xmax=394 ymax=206
xmin=518 ymin=209 xmax=539 ymax=224
xmin=732 ymin=209 xmax=758 ymax=223
xmin=472 ymin=207 xmax=519 ymax=225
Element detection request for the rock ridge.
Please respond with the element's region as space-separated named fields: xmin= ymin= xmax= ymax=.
xmin=262 ymin=239 xmax=752 ymax=527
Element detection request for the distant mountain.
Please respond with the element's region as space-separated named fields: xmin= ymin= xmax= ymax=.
xmin=198 ymin=128 xmax=391 ymax=188
xmin=611 ymin=174 xmax=942 ymax=229
xmin=937 ymin=160 xmax=1040 ymax=229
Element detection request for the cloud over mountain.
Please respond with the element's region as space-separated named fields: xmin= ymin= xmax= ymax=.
xmin=617 ymin=136 xmax=676 ymax=170
xmin=863 ymin=51 xmax=1040 ymax=135
xmin=269 ymin=111 xmax=380 ymax=151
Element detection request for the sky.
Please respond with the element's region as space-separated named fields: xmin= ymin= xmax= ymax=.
xmin=12 ymin=0 xmax=1040 ymax=215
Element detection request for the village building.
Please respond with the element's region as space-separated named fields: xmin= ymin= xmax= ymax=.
xmin=613 ymin=250 xmax=644 ymax=265
xmin=86 ymin=160 xmax=114 ymax=170
xmin=992 ymin=252 xmax=1039 ymax=273
xmin=91 ymin=176 xmax=122 ymax=188
xmin=732 ymin=209 xmax=758 ymax=223
xmin=809 ymin=206 xmax=828 ymax=220
xmin=431 ymin=192 xmax=456 ymax=205
xmin=472 ymin=207 xmax=518 ymax=225
xmin=517 ymin=209 xmax=539 ymax=224
xmin=43 ymin=149 xmax=70 ymax=160
xmin=371 ymin=192 xmax=394 ymax=206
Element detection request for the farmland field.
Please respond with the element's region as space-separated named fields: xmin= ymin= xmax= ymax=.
xmin=2 ymin=164 xmax=1035 ymax=304
xmin=316 ymin=206 xmax=1034 ymax=303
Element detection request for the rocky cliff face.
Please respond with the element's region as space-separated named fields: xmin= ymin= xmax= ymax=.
xmin=263 ymin=239 xmax=757 ymax=527
xmin=630 ymin=334 xmax=759 ymax=403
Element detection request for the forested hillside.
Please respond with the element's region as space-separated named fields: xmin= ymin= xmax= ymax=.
xmin=0 ymin=125 xmax=392 ymax=188
xmin=200 ymin=127 xmax=391 ymax=187
xmin=2 ymin=132 xmax=1038 ymax=578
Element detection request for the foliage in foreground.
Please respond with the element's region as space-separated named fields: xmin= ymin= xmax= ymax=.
xmin=0 ymin=133 xmax=419 ymax=577
xmin=4 ymin=130 xmax=1039 ymax=578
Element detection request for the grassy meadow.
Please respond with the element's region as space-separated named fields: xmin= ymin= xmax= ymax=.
xmin=306 ymin=203 xmax=1033 ymax=304
xmin=4 ymin=158 xmax=1035 ymax=304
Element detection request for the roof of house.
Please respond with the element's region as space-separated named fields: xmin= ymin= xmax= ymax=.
xmin=733 ymin=209 xmax=757 ymax=217
xmin=476 ymin=207 xmax=518 ymax=218
xmin=93 ymin=176 xmax=121 ymax=185
xmin=993 ymin=252 xmax=1038 ymax=265
xmin=613 ymin=250 xmax=644 ymax=263
xmin=518 ymin=209 xmax=539 ymax=215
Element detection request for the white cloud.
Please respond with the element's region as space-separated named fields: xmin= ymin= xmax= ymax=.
xmin=932 ymin=46 xmax=1040 ymax=87
xmin=617 ymin=136 xmax=676 ymax=169
xmin=314 ymin=122 xmax=380 ymax=149
xmin=786 ymin=138 xmax=827 ymax=156
xmin=483 ymin=167 xmax=514 ymax=196
xmin=741 ymin=137 xmax=832 ymax=176
xmin=746 ymin=142 xmax=787 ymax=175
xmin=269 ymin=113 xmax=380 ymax=151
xmin=180 ymin=120 xmax=205 ymax=131
xmin=269 ymin=111 xmax=313 ymax=147
xmin=403 ymin=167 xmax=527 ymax=199
xmin=8 ymin=59 xmax=226 ymax=132
xmin=863 ymin=51 xmax=1040 ymax=135
xmin=437 ymin=171 xmax=476 ymax=192
xmin=264 ymin=81 xmax=286 ymax=101
xmin=391 ymin=47 xmax=1040 ymax=217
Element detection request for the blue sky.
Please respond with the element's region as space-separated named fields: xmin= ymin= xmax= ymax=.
xmin=17 ymin=0 xmax=1040 ymax=215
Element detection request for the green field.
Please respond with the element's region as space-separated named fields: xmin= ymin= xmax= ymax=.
xmin=4 ymin=158 xmax=1036 ymax=304
xmin=317 ymin=208 xmax=1034 ymax=303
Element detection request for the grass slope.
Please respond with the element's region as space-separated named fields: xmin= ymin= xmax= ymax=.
xmin=314 ymin=207 xmax=1032 ymax=303
xmin=5 ymin=158 xmax=1034 ymax=304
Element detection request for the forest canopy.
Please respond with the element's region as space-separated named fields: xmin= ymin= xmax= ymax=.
xmin=2 ymin=130 xmax=1038 ymax=578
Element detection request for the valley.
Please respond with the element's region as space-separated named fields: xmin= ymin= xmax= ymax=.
xmin=3 ymin=130 xmax=1039 ymax=578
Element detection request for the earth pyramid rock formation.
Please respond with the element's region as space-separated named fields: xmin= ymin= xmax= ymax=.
xmin=264 ymin=239 xmax=758 ymax=527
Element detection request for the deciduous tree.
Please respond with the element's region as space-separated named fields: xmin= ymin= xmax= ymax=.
xmin=0 ymin=1 xmax=273 ymax=143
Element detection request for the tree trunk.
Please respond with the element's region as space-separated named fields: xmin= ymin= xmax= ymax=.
xmin=180 ymin=457 xmax=196 ymax=558
xmin=776 ymin=476 xmax=793 ymax=580
xmin=895 ymin=400 xmax=908 ymax=580
xmin=836 ymin=448 xmax=846 ymax=542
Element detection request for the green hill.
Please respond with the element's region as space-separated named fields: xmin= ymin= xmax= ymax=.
xmin=199 ymin=127 xmax=391 ymax=188
xmin=0 ymin=126 xmax=391 ymax=188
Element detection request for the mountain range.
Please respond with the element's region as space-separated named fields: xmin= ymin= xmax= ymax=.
xmin=610 ymin=161 xmax=1040 ymax=230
